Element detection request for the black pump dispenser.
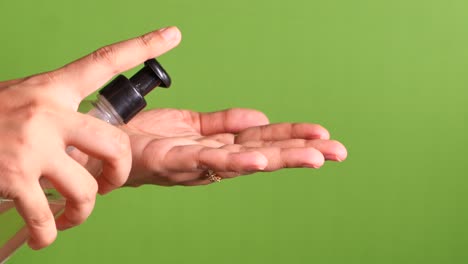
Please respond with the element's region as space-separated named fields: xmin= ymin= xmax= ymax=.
xmin=99 ymin=59 xmax=171 ymax=123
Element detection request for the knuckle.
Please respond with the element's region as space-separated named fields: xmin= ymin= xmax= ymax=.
xmin=76 ymin=189 xmax=96 ymax=207
xmin=15 ymin=97 xmax=55 ymax=125
xmin=40 ymin=71 xmax=62 ymax=85
xmin=66 ymin=198 xmax=95 ymax=226
xmin=65 ymin=213 xmax=86 ymax=227
xmin=26 ymin=211 xmax=53 ymax=229
xmin=17 ymin=99 xmax=42 ymax=121
xmin=0 ymin=184 xmax=18 ymax=200
xmin=0 ymin=157 xmax=29 ymax=184
xmin=111 ymin=130 xmax=131 ymax=158
xmin=11 ymin=102 xmax=57 ymax=152
xmin=76 ymin=116 xmax=92 ymax=131
xmin=196 ymin=147 xmax=213 ymax=170
xmin=92 ymin=46 xmax=119 ymax=73
xmin=137 ymin=32 xmax=154 ymax=48
xmin=141 ymin=140 xmax=167 ymax=173
xmin=291 ymin=122 xmax=302 ymax=132
xmin=67 ymin=215 xmax=87 ymax=227
xmin=31 ymin=231 xmax=57 ymax=250
xmin=101 ymin=175 xmax=124 ymax=190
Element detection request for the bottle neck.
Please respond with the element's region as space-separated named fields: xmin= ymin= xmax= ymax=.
xmin=89 ymin=95 xmax=125 ymax=126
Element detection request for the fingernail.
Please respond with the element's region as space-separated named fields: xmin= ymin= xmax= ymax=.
xmin=57 ymin=223 xmax=72 ymax=231
xmin=245 ymin=164 xmax=266 ymax=172
xmin=301 ymin=163 xmax=322 ymax=169
xmin=98 ymin=187 xmax=111 ymax=195
xmin=56 ymin=218 xmax=72 ymax=231
xmin=324 ymin=154 xmax=343 ymax=162
xmin=158 ymin=26 xmax=179 ymax=41
xmin=27 ymin=238 xmax=38 ymax=250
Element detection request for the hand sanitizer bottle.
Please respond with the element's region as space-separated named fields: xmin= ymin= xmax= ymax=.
xmin=0 ymin=59 xmax=171 ymax=263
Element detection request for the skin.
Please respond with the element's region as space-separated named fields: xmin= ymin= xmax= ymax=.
xmin=0 ymin=26 xmax=347 ymax=251
xmin=0 ymin=27 xmax=181 ymax=249
xmin=121 ymin=108 xmax=347 ymax=187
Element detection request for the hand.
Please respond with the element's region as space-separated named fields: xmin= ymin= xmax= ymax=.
xmin=0 ymin=26 xmax=181 ymax=249
xmin=121 ymin=108 xmax=347 ymax=187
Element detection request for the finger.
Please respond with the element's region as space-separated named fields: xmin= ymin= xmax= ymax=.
xmin=0 ymin=77 xmax=26 ymax=88
xmin=161 ymin=145 xmax=268 ymax=173
xmin=196 ymin=135 xmax=234 ymax=146
xmin=43 ymin=154 xmax=98 ymax=231
xmin=55 ymin=26 xmax=181 ymax=99
xmin=262 ymin=147 xmax=325 ymax=170
xmin=222 ymin=145 xmax=325 ymax=171
xmin=14 ymin=184 xmax=57 ymax=250
xmin=241 ymin=139 xmax=348 ymax=162
xmin=170 ymin=145 xmax=325 ymax=182
xmin=66 ymin=147 xmax=89 ymax=166
xmin=236 ymin=123 xmax=330 ymax=143
xmin=180 ymin=178 xmax=212 ymax=186
xmin=63 ymin=113 xmax=131 ymax=194
xmin=197 ymin=108 xmax=270 ymax=135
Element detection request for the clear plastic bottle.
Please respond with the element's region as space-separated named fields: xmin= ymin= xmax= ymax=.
xmin=0 ymin=59 xmax=171 ymax=263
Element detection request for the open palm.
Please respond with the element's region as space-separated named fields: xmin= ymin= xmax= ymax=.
xmin=121 ymin=108 xmax=347 ymax=187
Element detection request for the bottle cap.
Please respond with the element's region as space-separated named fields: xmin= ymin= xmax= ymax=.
xmin=99 ymin=59 xmax=171 ymax=123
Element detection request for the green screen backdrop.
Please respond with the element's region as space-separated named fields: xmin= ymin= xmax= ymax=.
xmin=1 ymin=0 xmax=467 ymax=263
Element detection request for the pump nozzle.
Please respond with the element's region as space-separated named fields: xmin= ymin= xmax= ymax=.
xmin=98 ymin=58 xmax=171 ymax=123
xmin=130 ymin=59 xmax=171 ymax=96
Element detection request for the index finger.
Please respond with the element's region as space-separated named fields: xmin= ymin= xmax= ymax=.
xmin=0 ymin=78 xmax=26 ymax=88
xmin=56 ymin=26 xmax=181 ymax=100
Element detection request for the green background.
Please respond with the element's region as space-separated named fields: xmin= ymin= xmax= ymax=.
xmin=1 ymin=0 xmax=467 ymax=263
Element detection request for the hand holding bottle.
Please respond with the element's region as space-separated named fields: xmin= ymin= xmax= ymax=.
xmin=0 ymin=26 xmax=182 ymax=250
